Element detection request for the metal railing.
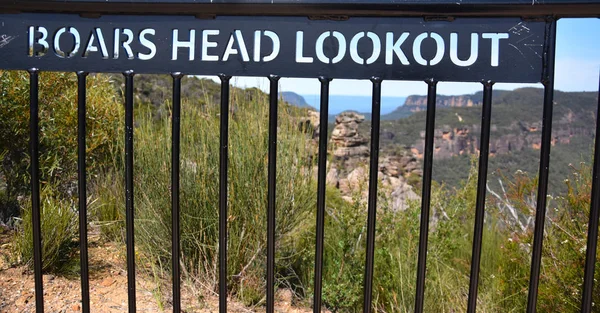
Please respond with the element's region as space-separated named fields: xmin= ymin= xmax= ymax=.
xmin=1 ymin=1 xmax=599 ymax=313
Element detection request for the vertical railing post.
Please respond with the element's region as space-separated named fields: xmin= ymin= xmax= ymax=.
xmin=123 ymin=70 xmax=137 ymax=313
xmin=267 ymin=74 xmax=280 ymax=313
xmin=526 ymin=18 xmax=557 ymax=313
xmin=580 ymin=73 xmax=600 ymax=313
xmin=466 ymin=80 xmax=495 ymax=313
xmin=363 ymin=76 xmax=382 ymax=313
xmin=218 ymin=73 xmax=232 ymax=313
xmin=77 ymin=71 xmax=90 ymax=313
xmin=29 ymin=68 xmax=44 ymax=313
xmin=171 ymin=72 xmax=183 ymax=313
xmin=313 ymin=76 xmax=332 ymax=313
xmin=414 ymin=78 xmax=438 ymax=313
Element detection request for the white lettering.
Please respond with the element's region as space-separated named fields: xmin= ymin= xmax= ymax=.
xmin=450 ymin=33 xmax=478 ymax=67
xmin=331 ymin=31 xmax=346 ymax=63
xmin=28 ymin=26 xmax=49 ymax=57
xmin=53 ymin=27 xmax=80 ymax=58
xmin=83 ymin=28 xmax=108 ymax=59
xmin=253 ymin=30 xmax=261 ymax=62
xmin=413 ymin=32 xmax=445 ymax=66
xmin=349 ymin=31 xmax=381 ymax=65
xmin=253 ymin=30 xmax=280 ymax=62
xmin=222 ymin=30 xmax=249 ymax=62
xmin=262 ymin=31 xmax=280 ymax=62
xmin=429 ymin=33 xmax=445 ymax=66
xmin=202 ymin=30 xmax=219 ymax=61
xmin=121 ymin=29 xmax=134 ymax=60
xmin=172 ymin=29 xmax=195 ymax=61
xmin=365 ymin=32 xmax=381 ymax=64
xmin=350 ymin=32 xmax=365 ymax=64
xmin=385 ymin=32 xmax=409 ymax=65
xmin=138 ymin=28 xmax=156 ymax=61
xmin=296 ymin=31 xmax=313 ymax=63
xmin=315 ymin=31 xmax=331 ymax=63
xmin=113 ymin=28 xmax=120 ymax=59
xmin=413 ymin=33 xmax=428 ymax=65
xmin=482 ymin=33 xmax=509 ymax=67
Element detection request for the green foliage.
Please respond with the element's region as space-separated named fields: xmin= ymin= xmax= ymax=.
xmin=1 ymin=70 xmax=121 ymax=272
xmin=107 ymin=74 xmax=223 ymax=120
xmin=284 ymin=158 xmax=479 ymax=312
xmin=4 ymin=72 xmax=597 ymax=312
xmin=0 ymin=71 xmax=121 ymax=218
xmin=93 ymin=83 xmax=320 ymax=304
xmin=91 ymin=81 xmax=599 ymax=311
xmin=493 ymin=162 xmax=600 ymax=312
xmin=369 ymin=87 xmax=597 ymax=193
xmin=12 ymin=187 xmax=78 ymax=273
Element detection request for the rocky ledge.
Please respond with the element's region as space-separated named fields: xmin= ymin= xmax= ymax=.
xmin=302 ymin=110 xmax=421 ymax=212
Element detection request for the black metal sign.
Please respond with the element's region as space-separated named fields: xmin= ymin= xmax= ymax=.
xmin=0 ymin=14 xmax=546 ymax=82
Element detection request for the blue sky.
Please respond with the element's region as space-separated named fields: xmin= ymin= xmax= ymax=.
xmin=217 ymin=18 xmax=599 ymax=98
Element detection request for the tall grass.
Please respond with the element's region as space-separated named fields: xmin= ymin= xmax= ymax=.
xmin=2 ymin=71 xmax=121 ymax=273
xmin=21 ymin=74 xmax=593 ymax=312
xmin=93 ymin=85 xmax=320 ymax=305
xmin=12 ymin=187 xmax=78 ymax=273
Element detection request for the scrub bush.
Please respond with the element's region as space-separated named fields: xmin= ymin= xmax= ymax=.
xmin=93 ymin=83 xmax=322 ymax=305
xmin=1 ymin=70 xmax=121 ymax=272
xmin=12 ymin=187 xmax=78 ymax=273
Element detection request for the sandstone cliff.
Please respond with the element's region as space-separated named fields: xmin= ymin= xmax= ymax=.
xmin=404 ymin=94 xmax=482 ymax=111
xmin=303 ymin=111 xmax=421 ymax=212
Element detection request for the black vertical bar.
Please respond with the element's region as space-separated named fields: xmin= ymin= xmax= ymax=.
xmin=362 ymin=77 xmax=382 ymax=313
xmin=28 ymin=68 xmax=44 ymax=313
xmin=413 ymin=79 xmax=437 ymax=313
xmin=580 ymin=73 xmax=600 ymax=313
xmin=313 ymin=77 xmax=331 ymax=313
xmin=466 ymin=81 xmax=494 ymax=313
xmin=123 ymin=70 xmax=136 ymax=313
xmin=267 ymin=74 xmax=280 ymax=313
xmin=171 ymin=72 xmax=183 ymax=313
xmin=218 ymin=74 xmax=231 ymax=313
xmin=526 ymin=19 xmax=556 ymax=313
xmin=77 ymin=71 xmax=90 ymax=313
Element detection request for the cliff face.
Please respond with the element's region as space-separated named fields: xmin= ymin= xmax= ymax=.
xmin=302 ymin=111 xmax=421 ymax=212
xmin=381 ymin=88 xmax=598 ymax=161
xmin=394 ymin=90 xmax=512 ymax=117
xmin=410 ymin=120 xmax=594 ymax=160
xmin=404 ymin=94 xmax=482 ymax=111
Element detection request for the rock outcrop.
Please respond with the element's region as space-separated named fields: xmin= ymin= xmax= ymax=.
xmin=401 ymin=89 xmax=597 ymax=161
xmin=409 ymin=120 xmax=593 ymax=160
xmin=298 ymin=110 xmax=321 ymax=139
xmin=330 ymin=112 xmax=370 ymax=158
xmin=302 ymin=110 xmax=421 ymax=212
xmin=404 ymin=94 xmax=483 ymax=112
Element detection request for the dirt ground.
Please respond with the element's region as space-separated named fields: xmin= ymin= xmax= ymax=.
xmin=0 ymin=227 xmax=320 ymax=313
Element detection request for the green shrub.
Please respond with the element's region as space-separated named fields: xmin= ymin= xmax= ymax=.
xmin=1 ymin=70 xmax=121 ymax=272
xmin=12 ymin=187 xmax=78 ymax=273
xmin=58 ymin=72 xmax=598 ymax=312
xmin=495 ymin=162 xmax=600 ymax=312
xmin=0 ymin=71 xmax=121 ymax=214
xmin=94 ymin=83 xmax=321 ymax=304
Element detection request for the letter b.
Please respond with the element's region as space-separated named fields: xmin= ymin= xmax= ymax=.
xmin=28 ymin=26 xmax=49 ymax=57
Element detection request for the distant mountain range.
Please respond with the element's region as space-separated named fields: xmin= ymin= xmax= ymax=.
xmin=279 ymin=91 xmax=497 ymax=122
xmin=279 ymin=91 xmax=404 ymax=122
xmin=282 ymin=88 xmax=599 ymax=192
xmin=280 ymin=91 xmax=314 ymax=109
xmin=367 ymin=88 xmax=597 ymax=192
xmin=109 ymin=75 xmax=597 ymax=193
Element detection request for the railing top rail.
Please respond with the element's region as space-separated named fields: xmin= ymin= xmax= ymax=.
xmin=2 ymin=0 xmax=600 ymax=17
